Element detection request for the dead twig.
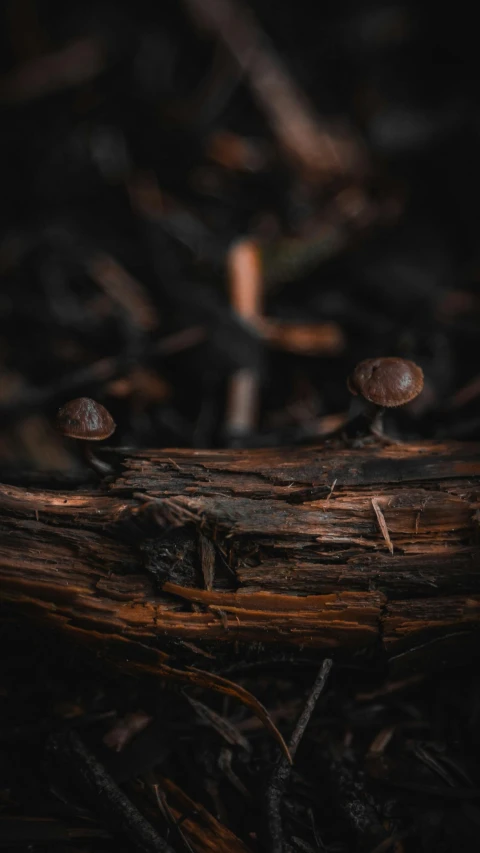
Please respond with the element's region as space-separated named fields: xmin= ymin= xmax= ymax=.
xmin=182 ymin=0 xmax=364 ymax=181
xmin=225 ymin=239 xmax=263 ymax=443
xmin=87 ymin=253 xmax=159 ymax=332
xmin=47 ymin=730 xmax=175 ymax=853
xmin=264 ymin=658 xmax=333 ymax=853
xmin=0 ymin=36 xmax=105 ymax=102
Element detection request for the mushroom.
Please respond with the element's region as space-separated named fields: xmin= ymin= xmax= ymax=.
xmin=347 ymin=357 xmax=424 ymax=439
xmin=56 ymin=397 xmax=116 ymax=476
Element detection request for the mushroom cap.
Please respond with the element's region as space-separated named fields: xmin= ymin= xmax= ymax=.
xmin=56 ymin=397 xmax=116 ymax=440
xmin=347 ymin=357 xmax=424 ymax=407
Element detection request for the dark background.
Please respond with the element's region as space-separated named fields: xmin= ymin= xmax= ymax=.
xmin=0 ymin=0 xmax=479 ymax=472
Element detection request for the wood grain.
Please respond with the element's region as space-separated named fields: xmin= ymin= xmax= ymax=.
xmin=1 ymin=440 xmax=479 ymax=676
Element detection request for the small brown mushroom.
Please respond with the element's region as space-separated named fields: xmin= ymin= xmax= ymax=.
xmin=56 ymin=397 xmax=116 ymax=476
xmin=347 ymin=357 xmax=424 ymax=439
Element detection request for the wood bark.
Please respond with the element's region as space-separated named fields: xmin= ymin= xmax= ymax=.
xmin=1 ymin=440 xmax=480 ymax=681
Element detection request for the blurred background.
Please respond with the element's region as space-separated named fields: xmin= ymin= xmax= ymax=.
xmin=0 ymin=0 xmax=479 ymax=469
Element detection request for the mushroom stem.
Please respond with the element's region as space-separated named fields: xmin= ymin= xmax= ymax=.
xmin=369 ymin=407 xmax=403 ymax=445
xmin=370 ymin=408 xmax=385 ymax=438
xmin=80 ymin=443 xmax=113 ymax=477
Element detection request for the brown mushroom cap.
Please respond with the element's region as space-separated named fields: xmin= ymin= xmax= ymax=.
xmin=347 ymin=357 xmax=424 ymax=408
xmin=56 ymin=398 xmax=116 ymax=440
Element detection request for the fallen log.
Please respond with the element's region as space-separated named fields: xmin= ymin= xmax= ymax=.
xmin=1 ymin=440 xmax=479 ymax=682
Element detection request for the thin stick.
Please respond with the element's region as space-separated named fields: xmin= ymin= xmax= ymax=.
xmin=225 ymin=239 xmax=263 ymax=443
xmin=227 ymin=239 xmax=263 ymax=320
xmin=47 ymin=730 xmax=175 ymax=853
xmin=0 ymin=37 xmax=105 ymax=102
xmin=87 ymin=253 xmax=159 ymax=332
xmin=182 ymin=0 xmax=363 ymax=180
xmin=264 ymin=658 xmax=333 ymax=853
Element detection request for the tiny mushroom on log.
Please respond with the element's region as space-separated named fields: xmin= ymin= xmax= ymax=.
xmin=56 ymin=397 xmax=116 ymax=476
xmin=347 ymin=357 xmax=424 ymax=439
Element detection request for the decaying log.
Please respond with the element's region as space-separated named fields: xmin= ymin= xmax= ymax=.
xmin=1 ymin=440 xmax=480 ymax=683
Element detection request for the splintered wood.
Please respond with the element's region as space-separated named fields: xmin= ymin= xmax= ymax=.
xmin=0 ymin=440 xmax=479 ymax=678
xmin=198 ymin=531 xmax=216 ymax=591
xmin=371 ymin=497 xmax=394 ymax=554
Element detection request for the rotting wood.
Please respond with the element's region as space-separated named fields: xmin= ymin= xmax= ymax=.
xmin=0 ymin=440 xmax=479 ymax=679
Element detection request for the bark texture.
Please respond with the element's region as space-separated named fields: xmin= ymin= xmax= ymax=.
xmin=1 ymin=440 xmax=479 ymax=679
